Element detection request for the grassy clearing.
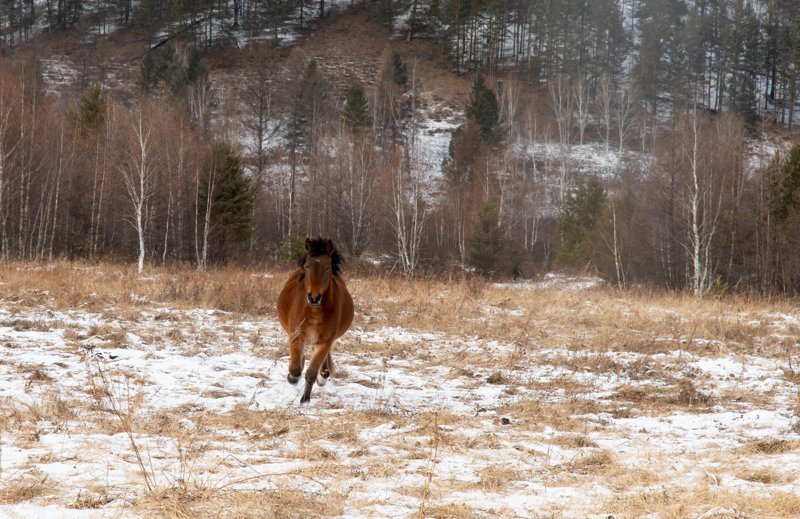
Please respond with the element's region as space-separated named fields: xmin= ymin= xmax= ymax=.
xmin=0 ymin=261 xmax=798 ymax=517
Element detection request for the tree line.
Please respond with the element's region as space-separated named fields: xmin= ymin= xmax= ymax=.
xmin=2 ymin=2 xmax=800 ymax=295
xmin=1 ymin=48 xmax=799 ymax=296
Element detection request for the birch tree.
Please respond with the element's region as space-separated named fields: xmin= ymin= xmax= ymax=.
xmin=617 ymin=82 xmax=638 ymax=154
xmin=335 ymin=130 xmax=376 ymax=257
xmin=574 ymin=71 xmax=590 ymax=146
xmin=118 ymin=106 xmax=158 ymax=274
xmin=392 ymin=69 xmax=427 ymax=274
xmin=549 ymin=74 xmax=573 ymax=204
xmin=0 ymin=72 xmax=20 ymax=258
xmin=682 ymin=106 xmax=724 ymax=296
xmin=597 ymin=73 xmax=613 ymax=151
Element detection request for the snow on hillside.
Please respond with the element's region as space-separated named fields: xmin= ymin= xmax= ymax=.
xmin=513 ymin=140 xmax=653 ymax=180
xmin=748 ymin=136 xmax=790 ymax=172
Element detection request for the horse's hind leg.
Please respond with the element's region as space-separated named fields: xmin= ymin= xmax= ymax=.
xmin=318 ymin=352 xmax=334 ymax=386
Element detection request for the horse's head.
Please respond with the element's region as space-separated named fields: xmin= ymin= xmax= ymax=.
xmin=299 ymin=237 xmax=340 ymax=307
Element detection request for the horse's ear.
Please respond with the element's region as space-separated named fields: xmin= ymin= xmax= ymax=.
xmin=325 ymin=239 xmax=334 ymax=254
xmin=304 ymin=237 xmax=312 ymax=252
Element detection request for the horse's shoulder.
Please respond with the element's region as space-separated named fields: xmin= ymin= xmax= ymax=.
xmin=279 ymin=269 xmax=304 ymax=293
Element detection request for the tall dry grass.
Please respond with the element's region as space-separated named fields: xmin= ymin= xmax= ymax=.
xmin=1 ymin=261 xmax=799 ymax=518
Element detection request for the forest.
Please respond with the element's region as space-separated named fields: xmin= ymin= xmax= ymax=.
xmin=0 ymin=0 xmax=800 ymax=294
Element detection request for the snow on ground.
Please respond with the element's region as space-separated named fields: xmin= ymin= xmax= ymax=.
xmin=493 ymin=272 xmax=605 ymax=291
xmin=0 ymin=277 xmax=798 ymax=517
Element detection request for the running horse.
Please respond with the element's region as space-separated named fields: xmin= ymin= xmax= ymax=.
xmin=277 ymin=237 xmax=354 ymax=403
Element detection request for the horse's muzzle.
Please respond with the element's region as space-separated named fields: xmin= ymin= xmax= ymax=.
xmin=307 ymin=293 xmax=322 ymax=307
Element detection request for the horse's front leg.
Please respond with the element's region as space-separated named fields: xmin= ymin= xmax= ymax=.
xmin=287 ymin=331 xmax=305 ymax=385
xmin=301 ymin=340 xmax=332 ymax=403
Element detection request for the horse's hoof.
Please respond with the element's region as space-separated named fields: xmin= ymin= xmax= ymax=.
xmin=300 ymin=392 xmax=311 ymax=404
xmin=287 ymin=373 xmax=300 ymax=385
xmin=317 ymin=369 xmax=330 ymax=386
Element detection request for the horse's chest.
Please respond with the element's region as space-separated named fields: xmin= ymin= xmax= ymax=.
xmin=302 ymin=314 xmax=327 ymax=343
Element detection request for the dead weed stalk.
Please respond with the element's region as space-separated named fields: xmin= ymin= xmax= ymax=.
xmin=89 ymin=360 xmax=155 ymax=493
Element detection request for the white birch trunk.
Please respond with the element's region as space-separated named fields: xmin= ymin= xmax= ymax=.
xmin=119 ymin=108 xmax=156 ymax=275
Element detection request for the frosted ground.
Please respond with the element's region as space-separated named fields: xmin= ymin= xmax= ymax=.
xmin=0 ymin=269 xmax=798 ymax=518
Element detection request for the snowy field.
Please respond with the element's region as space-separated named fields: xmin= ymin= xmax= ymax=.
xmin=0 ymin=265 xmax=799 ymax=518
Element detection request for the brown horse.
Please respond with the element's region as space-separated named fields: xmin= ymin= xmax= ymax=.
xmin=277 ymin=237 xmax=354 ymax=403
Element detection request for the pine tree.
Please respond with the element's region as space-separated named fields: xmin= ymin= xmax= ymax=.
xmin=391 ymin=51 xmax=408 ymax=87
xmin=443 ymin=122 xmax=481 ymax=185
xmin=557 ymin=176 xmax=607 ymax=266
xmin=287 ymin=59 xmax=326 ymax=156
xmin=200 ymin=142 xmax=256 ymax=260
xmin=771 ymin=144 xmax=800 ymax=222
xmin=465 ymin=73 xmax=498 ymax=139
xmin=375 ymin=0 xmax=394 ymax=28
xmin=635 ymin=0 xmax=687 ymax=113
xmin=140 ymin=51 xmax=161 ymax=94
xmin=74 ymin=84 xmax=106 ymax=137
xmin=728 ymin=0 xmax=760 ymax=129
xmin=343 ymin=83 xmax=371 ymax=130
xmin=468 ymin=198 xmax=509 ymax=276
xmin=139 ymin=44 xmax=208 ymax=97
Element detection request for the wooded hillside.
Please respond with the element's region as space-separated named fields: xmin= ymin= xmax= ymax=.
xmin=1 ymin=1 xmax=799 ymax=294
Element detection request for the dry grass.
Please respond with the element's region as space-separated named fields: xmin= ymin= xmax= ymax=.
xmin=0 ymin=261 xmax=799 ymax=517
xmin=742 ymin=438 xmax=800 ymax=455
xmin=734 ymin=466 xmax=792 ymax=484
xmin=477 ymin=465 xmax=521 ymax=492
xmin=0 ymin=261 xmax=793 ymax=356
xmin=565 ymin=449 xmax=616 ymax=475
xmin=497 ymin=398 xmax=597 ymax=432
xmin=424 ymin=503 xmax=480 ymax=518
xmin=0 ymin=469 xmax=53 ymax=504
xmin=550 ymin=434 xmax=598 ymax=449
xmin=71 ymin=489 xmax=115 ymax=509
xmin=138 ymin=488 xmax=346 ymax=519
xmin=607 ymin=486 xmax=800 ymax=518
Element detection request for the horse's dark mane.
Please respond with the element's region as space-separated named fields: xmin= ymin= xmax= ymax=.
xmin=297 ymin=237 xmax=343 ymax=276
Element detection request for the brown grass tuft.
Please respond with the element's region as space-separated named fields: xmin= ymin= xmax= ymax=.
xmin=477 ymin=465 xmax=520 ymax=492
xmin=743 ymin=438 xmax=800 ymax=455
xmin=550 ymin=434 xmax=598 ymax=449
xmin=566 ymin=449 xmax=616 ymax=475
xmin=0 ymin=469 xmax=53 ymax=504
xmin=424 ymin=503 xmax=480 ymax=518
xmin=734 ymin=466 xmax=790 ymax=485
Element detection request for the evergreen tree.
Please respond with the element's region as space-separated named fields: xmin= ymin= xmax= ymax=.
xmin=140 ymin=51 xmax=160 ymax=94
xmin=375 ymin=0 xmax=394 ymax=28
xmin=200 ymin=142 xmax=256 ymax=260
xmin=771 ymin=145 xmax=800 ymax=222
xmin=465 ymin=73 xmax=498 ymax=139
xmin=287 ymin=58 xmax=326 ymax=157
xmin=443 ymin=122 xmax=481 ymax=185
xmin=635 ymin=0 xmax=688 ymax=113
xmin=468 ymin=198 xmax=509 ymax=276
xmin=728 ymin=0 xmax=760 ymax=129
xmin=557 ymin=176 xmax=607 ymax=266
xmin=74 ymin=84 xmax=106 ymax=137
xmin=343 ymin=83 xmax=371 ymax=130
xmin=138 ymin=44 xmax=208 ymax=97
xmin=391 ymin=51 xmax=408 ymax=87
